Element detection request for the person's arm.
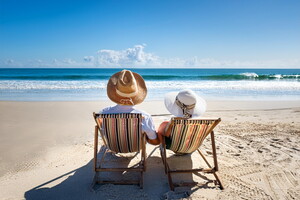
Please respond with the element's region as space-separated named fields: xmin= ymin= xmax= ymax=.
xmin=146 ymin=136 xmax=160 ymax=145
xmin=141 ymin=113 xmax=161 ymax=145
xmin=157 ymin=121 xmax=170 ymax=143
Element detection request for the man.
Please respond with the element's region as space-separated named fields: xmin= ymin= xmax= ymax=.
xmin=100 ymin=69 xmax=160 ymax=145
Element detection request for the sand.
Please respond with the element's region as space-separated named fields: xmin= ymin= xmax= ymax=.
xmin=0 ymin=100 xmax=300 ymax=200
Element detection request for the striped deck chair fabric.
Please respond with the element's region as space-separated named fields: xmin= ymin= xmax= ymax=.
xmin=168 ymin=118 xmax=218 ymax=154
xmin=95 ymin=113 xmax=142 ymax=153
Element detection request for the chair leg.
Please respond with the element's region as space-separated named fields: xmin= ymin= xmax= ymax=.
xmin=166 ymin=164 xmax=175 ymax=191
xmin=212 ymin=172 xmax=223 ymax=189
xmin=210 ymin=131 xmax=223 ymax=189
xmin=164 ymin=152 xmax=168 ymax=174
xmin=159 ymin=147 xmax=164 ymax=165
xmin=160 ymin=136 xmax=175 ymax=190
xmin=94 ymin=125 xmax=99 ymax=171
xmin=159 ymin=145 xmax=167 ymax=174
xmin=161 ymin=138 xmax=168 ymax=174
xmin=142 ymin=134 xmax=146 ymax=172
xmin=138 ymin=134 xmax=145 ymax=189
xmin=211 ymin=131 xmax=219 ymax=171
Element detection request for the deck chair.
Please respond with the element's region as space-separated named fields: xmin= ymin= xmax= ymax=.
xmin=160 ymin=117 xmax=223 ymax=190
xmin=93 ymin=112 xmax=146 ymax=188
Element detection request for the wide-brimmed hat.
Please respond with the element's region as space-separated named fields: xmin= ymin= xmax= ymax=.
xmin=164 ymin=89 xmax=206 ymax=118
xmin=107 ymin=70 xmax=147 ymax=105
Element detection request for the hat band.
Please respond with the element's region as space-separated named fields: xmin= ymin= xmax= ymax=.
xmin=175 ymin=97 xmax=195 ymax=118
xmin=116 ymin=89 xmax=138 ymax=98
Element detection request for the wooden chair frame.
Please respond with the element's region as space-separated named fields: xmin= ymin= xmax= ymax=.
xmin=93 ymin=112 xmax=147 ymax=188
xmin=160 ymin=118 xmax=223 ymax=191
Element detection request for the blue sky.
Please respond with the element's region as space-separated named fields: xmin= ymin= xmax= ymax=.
xmin=0 ymin=0 xmax=299 ymax=68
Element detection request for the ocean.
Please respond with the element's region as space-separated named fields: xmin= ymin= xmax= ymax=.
xmin=0 ymin=68 xmax=300 ymax=101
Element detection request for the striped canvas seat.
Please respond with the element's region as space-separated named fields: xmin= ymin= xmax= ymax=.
xmin=160 ymin=117 xmax=223 ymax=191
xmin=92 ymin=113 xmax=146 ymax=189
xmin=168 ymin=118 xmax=216 ymax=154
xmin=96 ymin=113 xmax=142 ymax=153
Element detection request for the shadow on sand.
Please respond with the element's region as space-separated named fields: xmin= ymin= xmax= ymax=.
xmin=24 ymin=146 xmax=218 ymax=200
xmin=24 ymin=147 xmax=165 ymax=200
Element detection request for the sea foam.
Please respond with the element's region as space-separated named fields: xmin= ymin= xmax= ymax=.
xmin=1 ymin=80 xmax=300 ymax=91
xmin=240 ymin=72 xmax=259 ymax=78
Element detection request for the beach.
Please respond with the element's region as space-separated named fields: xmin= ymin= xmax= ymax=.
xmin=2 ymin=0 xmax=300 ymax=198
xmin=0 ymin=100 xmax=300 ymax=200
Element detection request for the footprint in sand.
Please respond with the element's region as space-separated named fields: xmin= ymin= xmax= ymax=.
xmin=264 ymin=170 xmax=300 ymax=200
xmin=218 ymin=174 xmax=272 ymax=200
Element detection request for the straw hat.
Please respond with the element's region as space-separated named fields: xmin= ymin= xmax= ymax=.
xmin=164 ymin=89 xmax=206 ymax=118
xmin=107 ymin=70 xmax=147 ymax=105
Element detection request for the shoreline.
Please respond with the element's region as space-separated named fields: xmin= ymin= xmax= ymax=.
xmin=1 ymin=99 xmax=300 ymax=109
xmin=0 ymin=100 xmax=300 ymax=199
xmin=2 ymin=95 xmax=300 ymax=102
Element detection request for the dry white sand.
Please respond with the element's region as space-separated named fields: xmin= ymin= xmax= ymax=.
xmin=0 ymin=100 xmax=300 ymax=200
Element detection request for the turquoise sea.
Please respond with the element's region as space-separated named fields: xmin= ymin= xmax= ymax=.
xmin=0 ymin=68 xmax=300 ymax=101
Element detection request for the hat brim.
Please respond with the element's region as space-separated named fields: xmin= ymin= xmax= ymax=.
xmin=107 ymin=71 xmax=147 ymax=105
xmin=164 ymin=91 xmax=206 ymax=117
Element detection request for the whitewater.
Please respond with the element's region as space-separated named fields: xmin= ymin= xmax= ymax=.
xmin=0 ymin=68 xmax=299 ymax=101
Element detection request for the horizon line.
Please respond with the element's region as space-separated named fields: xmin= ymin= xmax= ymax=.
xmin=1 ymin=67 xmax=300 ymax=69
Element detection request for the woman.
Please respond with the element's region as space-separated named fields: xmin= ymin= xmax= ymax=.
xmin=157 ymin=89 xmax=207 ymax=148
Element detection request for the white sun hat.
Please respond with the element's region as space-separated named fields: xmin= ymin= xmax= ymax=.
xmin=164 ymin=89 xmax=207 ymax=118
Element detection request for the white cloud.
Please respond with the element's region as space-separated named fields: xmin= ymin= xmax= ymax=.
xmin=1 ymin=57 xmax=92 ymax=67
xmin=5 ymin=59 xmax=15 ymax=64
xmin=176 ymin=57 xmax=300 ymax=68
xmin=95 ymin=44 xmax=159 ymax=66
xmin=47 ymin=58 xmax=94 ymax=67
xmin=62 ymin=58 xmax=76 ymax=64
xmin=1 ymin=45 xmax=299 ymax=68
xmin=83 ymin=56 xmax=94 ymax=62
xmin=2 ymin=59 xmax=23 ymax=67
xmin=93 ymin=45 xmax=300 ymax=68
